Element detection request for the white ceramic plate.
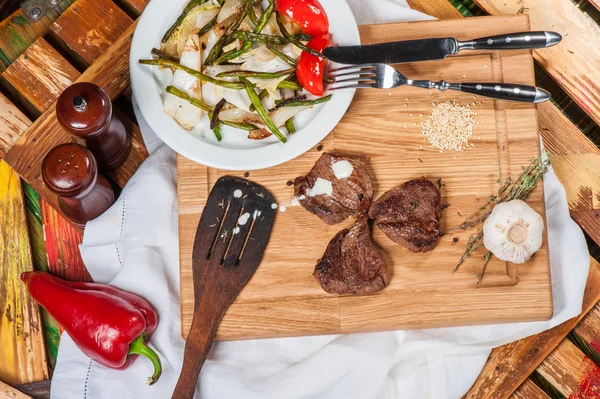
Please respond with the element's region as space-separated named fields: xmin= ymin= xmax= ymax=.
xmin=130 ymin=0 xmax=359 ymax=170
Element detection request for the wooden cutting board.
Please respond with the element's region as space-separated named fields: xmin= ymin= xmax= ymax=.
xmin=178 ymin=14 xmax=552 ymax=341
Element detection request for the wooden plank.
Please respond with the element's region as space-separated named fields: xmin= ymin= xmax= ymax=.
xmin=406 ymin=0 xmax=463 ymax=19
xmin=13 ymin=380 xmax=50 ymax=399
xmin=464 ymin=257 xmax=600 ymax=398
xmin=537 ymin=339 xmax=600 ymax=398
xmin=573 ymin=302 xmax=600 ymax=354
xmin=1 ymin=37 xmax=79 ymax=117
xmin=180 ymin=15 xmax=552 ymax=340
xmin=0 ymin=0 xmax=75 ymax=72
xmin=0 ymin=160 xmax=48 ymax=385
xmin=0 ymin=92 xmax=28 ymax=157
xmin=473 ymin=0 xmax=600 ymax=128
xmin=510 ymin=379 xmax=550 ymax=399
xmin=0 ymin=380 xmax=33 ymax=399
xmin=118 ymin=0 xmax=149 ymax=16
xmin=49 ymin=0 xmax=132 ymax=67
xmin=3 ymin=22 xmax=144 ymax=217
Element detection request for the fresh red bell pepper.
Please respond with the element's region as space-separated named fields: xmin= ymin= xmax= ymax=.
xmin=277 ymin=0 xmax=329 ymax=36
xmin=21 ymin=271 xmax=162 ymax=385
xmin=296 ymin=33 xmax=331 ymax=96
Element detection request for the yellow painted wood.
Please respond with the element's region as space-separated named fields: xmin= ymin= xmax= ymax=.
xmin=0 ymin=160 xmax=48 ymax=385
xmin=179 ymin=15 xmax=552 ymax=341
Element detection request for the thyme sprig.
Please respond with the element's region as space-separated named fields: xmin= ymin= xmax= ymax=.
xmin=453 ymin=154 xmax=551 ymax=277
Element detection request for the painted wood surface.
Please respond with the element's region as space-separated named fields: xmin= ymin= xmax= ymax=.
xmin=0 ymin=91 xmax=27 ymax=157
xmin=573 ymin=302 xmax=600 ymax=356
xmin=49 ymin=0 xmax=132 ymax=67
xmin=0 ymin=160 xmax=48 ymax=385
xmin=178 ymin=15 xmax=553 ymax=341
xmin=472 ymin=0 xmax=600 ymax=128
xmin=537 ymin=339 xmax=600 ymax=398
xmin=510 ymin=379 xmax=550 ymax=399
xmin=0 ymin=380 xmax=33 ymax=399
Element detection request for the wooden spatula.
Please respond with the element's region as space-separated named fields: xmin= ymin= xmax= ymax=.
xmin=172 ymin=176 xmax=277 ymax=399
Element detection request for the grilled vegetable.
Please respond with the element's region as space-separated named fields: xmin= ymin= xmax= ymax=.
xmin=241 ymin=77 xmax=287 ymax=143
xmin=139 ymin=59 xmax=245 ymax=89
xmin=277 ymin=0 xmax=329 ymax=36
xmin=296 ymin=33 xmax=330 ymax=95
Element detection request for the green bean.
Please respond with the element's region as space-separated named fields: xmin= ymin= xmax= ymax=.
xmin=248 ymin=6 xmax=260 ymax=26
xmin=166 ymin=86 xmax=214 ymax=112
xmin=277 ymin=80 xmax=302 ymax=90
xmin=240 ymin=77 xmax=287 ymax=143
xmin=205 ymin=0 xmax=252 ymax=65
xmin=210 ymin=98 xmax=227 ymax=129
xmin=151 ymin=48 xmax=179 ymax=62
xmin=204 ymin=32 xmax=229 ymax=65
xmin=229 ymin=0 xmax=253 ymax=32
xmin=220 ymin=120 xmax=260 ymax=131
xmin=270 ymin=95 xmax=306 ymax=111
xmin=230 ymin=31 xmax=288 ymax=45
xmin=249 ymin=89 xmax=269 ymax=112
xmin=139 ymin=59 xmax=245 ymax=89
xmin=276 ymin=13 xmax=322 ymax=58
xmin=161 ymin=0 xmax=206 ymax=43
xmin=285 ymin=118 xmax=296 ymax=134
xmin=217 ymin=68 xmax=295 ymax=79
xmin=266 ymin=43 xmax=297 ymax=66
xmin=254 ymin=0 xmax=274 ymax=34
xmin=212 ymin=121 xmax=223 ymax=141
xmin=197 ymin=14 xmax=218 ymax=38
xmin=214 ymin=41 xmax=253 ymax=64
xmin=282 ymin=94 xmax=332 ymax=107
xmin=294 ymin=33 xmax=313 ymax=42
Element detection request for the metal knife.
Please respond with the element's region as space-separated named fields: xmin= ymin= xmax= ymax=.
xmin=323 ymin=31 xmax=562 ymax=65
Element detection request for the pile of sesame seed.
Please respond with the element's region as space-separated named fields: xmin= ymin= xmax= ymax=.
xmin=420 ymin=101 xmax=476 ymax=152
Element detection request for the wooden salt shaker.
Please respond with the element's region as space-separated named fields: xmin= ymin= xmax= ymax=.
xmin=42 ymin=143 xmax=115 ymax=228
xmin=57 ymin=82 xmax=131 ymax=171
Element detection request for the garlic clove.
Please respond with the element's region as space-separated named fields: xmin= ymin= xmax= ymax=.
xmin=483 ymin=199 xmax=544 ymax=264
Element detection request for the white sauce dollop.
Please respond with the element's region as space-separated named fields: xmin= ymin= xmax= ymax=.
xmin=279 ymin=205 xmax=287 ymax=212
xmin=308 ymin=178 xmax=333 ymax=197
xmin=233 ymin=189 xmax=242 ymax=198
xmin=290 ymin=197 xmax=300 ymax=206
xmin=332 ymin=160 xmax=354 ymax=179
xmin=238 ymin=212 xmax=251 ymax=226
xmin=253 ymin=210 xmax=262 ymax=220
xmin=233 ymin=226 xmax=240 ymax=235
xmin=271 ymin=203 xmax=278 ymax=209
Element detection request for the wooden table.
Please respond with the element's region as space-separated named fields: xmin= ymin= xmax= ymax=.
xmin=0 ymin=0 xmax=599 ymax=397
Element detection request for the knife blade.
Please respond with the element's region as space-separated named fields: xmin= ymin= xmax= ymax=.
xmin=323 ymin=31 xmax=562 ymax=65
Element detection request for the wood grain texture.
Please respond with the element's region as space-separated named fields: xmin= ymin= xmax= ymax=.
xmin=573 ymin=301 xmax=600 ymax=353
xmin=406 ymin=0 xmax=462 ymax=19
xmin=3 ymin=22 xmax=143 ymax=219
xmin=0 ymin=160 xmax=48 ymax=385
xmin=536 ymin=339 xmax=600 ymax=398
xmin=0 ymin=0 xmax=75 ymax=72
xmin=473 ymin=0 xmax=600 ymax=128
xmin=119 ymin=0 xmax=149 ymax=15
xmin=179 ymin=15 xmax=552 ymax=341
xmin=510 ymin=379 xmax=550 ymax=399
xmin=13 ymin=380 xmax=50 ymax=399
xmin=0 ymin=380 xmax=32 ymax=399
xmin=0 ymin=92 xmax=28 ymax=157
xmin=50 ymin=0 xmax=132 ymax=67
xmin=464 ymin=257 xmax=600 ymax=398
xmin=1 ymin=37 xmax=79 ymax=117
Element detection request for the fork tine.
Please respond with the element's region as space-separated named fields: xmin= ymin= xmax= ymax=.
xmin=329 ymin=75 xmax=376 ymax=85
xmin=328 ymin=63 xmax=377 ymax=75
xmin=329 ymin=71 xmax=376 ymax=81
xmin=328 ymin=83 xmax=376 ymax=91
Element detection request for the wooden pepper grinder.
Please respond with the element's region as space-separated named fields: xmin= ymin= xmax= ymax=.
xmin=57 ymin=82 xmax=131 ymax=171
xmin=42 ymin=143 xmax=115 ymax=228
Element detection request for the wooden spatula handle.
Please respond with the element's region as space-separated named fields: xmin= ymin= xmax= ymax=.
xmin=171 ymin=307 xmax=225 ymax=399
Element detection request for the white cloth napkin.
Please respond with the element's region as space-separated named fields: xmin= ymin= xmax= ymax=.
xmin=50 ymin=1 xmax=590 ymax=398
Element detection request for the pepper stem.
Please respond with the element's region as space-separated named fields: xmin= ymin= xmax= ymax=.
xmin=128 ymin=332 xmax=162 ymax=385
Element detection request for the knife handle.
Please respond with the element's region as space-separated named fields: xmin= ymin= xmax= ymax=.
xmin=459 ymin=83 xmax=550 ymax=103
xmin=457 ymin=31 xmax=562 ymax=51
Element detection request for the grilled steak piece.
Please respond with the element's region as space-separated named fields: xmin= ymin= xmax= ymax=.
xmin=369 ymin=179 xmax=442 ymax=253
xmin=314 ymin=216 xmax=389 ymax=294
xmin=294 ymin=153 xmax=373 ymax=225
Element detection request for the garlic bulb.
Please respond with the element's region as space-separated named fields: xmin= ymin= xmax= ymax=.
xmin=483 ymin=200 xmax=544 ymax=264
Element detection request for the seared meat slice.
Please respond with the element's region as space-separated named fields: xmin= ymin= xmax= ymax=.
xmin=314 ymin=216 xmax=389 ymax=294
xmin=369 ymin=179 xmax=442 ymax=253
xmin=294 ymin=153 xmax=373 ymax=225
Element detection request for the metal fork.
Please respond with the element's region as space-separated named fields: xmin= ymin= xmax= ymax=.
xmin=327 ymin=63 xmax=551 ymax=103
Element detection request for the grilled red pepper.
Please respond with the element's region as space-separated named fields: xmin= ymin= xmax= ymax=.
xmin=296 ymin=33 xmax=330 ymax=96
xmin=21 ymin=271 xmax=162 ymax=385
xmin=277 ymin=0 xmax=329 ymax=36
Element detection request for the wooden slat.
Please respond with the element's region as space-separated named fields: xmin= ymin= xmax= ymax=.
xmin=473 ymin=0 xmax=600 ymax=128
xmin=50 ymin=0 xmax=132 ymax=67
xmin=119 ymin=0 xmax=149 ymax=16
xmin=510 ymin=379 xmax=550 ymax=399
xmin=0 ymin=380 xmax=33 ymax=399
xmin=0 ymin=0 xmax=75 ymax=72
xmin=537 ymin=339 xmax=600 ymax=397
xmin=406 ymin=0 xmax=463 ymax=19
xmin=3 ymin=22 xmax=146 ymax=218
xmin=13 ymin=380 xmax=50 ymax=399
xmin=0 ymin=160 xmax=48 ymax=385
xmin=573 ymin=302 xmax=600 ymax=354
xmin=0 ymin=92 xmax=28 ymax=157
xmin=1 ymin=37 xmax=79 ymax=117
